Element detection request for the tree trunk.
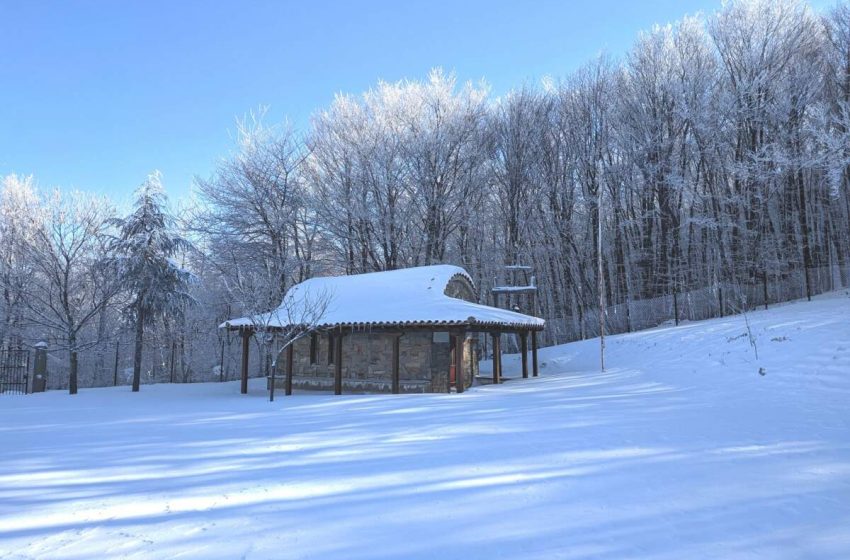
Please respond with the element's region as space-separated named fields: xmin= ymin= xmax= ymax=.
xmin=132 ymin=306 xmax=145 ymax=392
xmin=113 ymin=339 xmax=119 ymax=386
xmin=69 ymin=340 xmax=78 ymax=395
xmin=797 ymin=169 xmax=813 ymax=301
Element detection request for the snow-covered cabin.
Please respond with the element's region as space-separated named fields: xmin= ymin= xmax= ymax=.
xmin=221 ymin=265 xmax=544 ymax=394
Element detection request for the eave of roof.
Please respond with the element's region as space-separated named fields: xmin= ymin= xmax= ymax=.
xmin=223 ymin=318 xmax=544 ymax=332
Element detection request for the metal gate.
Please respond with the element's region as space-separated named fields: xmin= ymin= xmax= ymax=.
xmin=0 ymin=349 xmax=29 ymax=395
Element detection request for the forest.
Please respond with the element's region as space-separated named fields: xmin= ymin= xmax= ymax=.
xmin=1 ymin=0 xmax=849 ymax=391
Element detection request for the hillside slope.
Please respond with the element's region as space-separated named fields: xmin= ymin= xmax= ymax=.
xmin=0 ymin=291 xmax=848 ymax=559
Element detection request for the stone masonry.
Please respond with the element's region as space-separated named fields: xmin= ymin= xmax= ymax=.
xmin=273 ymin=330 xmax=477 ymax=393
xmin=270 ymin=273 xmax=481 ymax=393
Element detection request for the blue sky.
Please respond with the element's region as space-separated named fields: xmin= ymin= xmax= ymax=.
xmin=0 ymin=0 xmax=833 ymax=204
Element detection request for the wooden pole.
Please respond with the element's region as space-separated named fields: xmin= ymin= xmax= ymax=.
xmin=492 ymin=333 xmax=501 ymax=384
xmin=673 ymin=291 xmax=680 ymax=326
xmin=285 ymin=343 xmax=293 ymax=396
xmin=598 ymin=184 xmax=606 ymax=372
xmin=169 ymin=341 xmax=176 ymax=383
xmin=391 ymin=335 xmax=400 ymax=394
xmin=531 ymin=330 xmax=539 ymax=377
xmin=455 ymin=333 xmax=465 ymax=393
xmin=334 ymin=332 xmax=343 ymax=395
xmin=222 ymin=304 xmax=230 ymax=382
xmin=240 ymin=331 xmax=250 ymax=395
xmin=520 ymin=331 xmax=528 ymax=379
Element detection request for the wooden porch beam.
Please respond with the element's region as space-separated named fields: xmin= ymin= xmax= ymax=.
xmin=334 ymin=332 xmax=343 ymax=395
xmin=520 ymin=331 xmax=529 ymax=379
xmin=240 ymin=330 xmax=250 ymax=395
xmin=531 ymin=330 xmax=539 ymax=377
xmin=455 ymin=333 xmax=465 ymax=394
xmin=491 ymin=333 xmax=501 ymax=384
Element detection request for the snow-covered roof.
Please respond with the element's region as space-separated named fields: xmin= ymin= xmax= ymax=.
xmin=221 ymin=264 xmax=544 ymax=332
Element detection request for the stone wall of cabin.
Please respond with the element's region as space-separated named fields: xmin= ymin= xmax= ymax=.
xmin=273 ymin=330 xmax=476 ymax=393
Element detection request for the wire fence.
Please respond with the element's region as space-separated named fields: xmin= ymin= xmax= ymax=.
xmin=545 ymin=265 xmax=850 ymax=344
xmin=8 ymin=264 xmax=848 ymax=390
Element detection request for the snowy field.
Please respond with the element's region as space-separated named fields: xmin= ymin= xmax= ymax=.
xmin=1 ymin=292 xmax=849 ymax=559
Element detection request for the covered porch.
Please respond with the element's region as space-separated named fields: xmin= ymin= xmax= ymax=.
xmin=226 ymin=323 xmax=541 ymax=396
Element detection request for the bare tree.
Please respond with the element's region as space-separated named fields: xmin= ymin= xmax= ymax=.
xmin=194 ymin=110 xmax=310 ymax=306
xmin=22 ymin=189 xmax=119 ymax=394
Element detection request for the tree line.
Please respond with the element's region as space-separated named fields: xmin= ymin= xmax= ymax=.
xmin=2 ymin=0 xmax=849 ymax=391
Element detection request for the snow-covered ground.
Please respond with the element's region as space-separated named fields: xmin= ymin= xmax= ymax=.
xmin=1 ymin=291 xmax=849 ymax=559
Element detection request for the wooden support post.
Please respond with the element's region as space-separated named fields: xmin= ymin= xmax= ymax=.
xmin=455 ymin=333 xmax=465 ymax=393
xmin=469 ymin=335 xmax=476 ymax=385
xmin=491 ymin=333 xmax=501 ymax=384
xmin=446 ymin=335 xmax=452 ymax=394
xmin=240 ymin=331 xmax=250 ymax=395
xmin=531 ymin=330 xmax=539 ymax=377
xmin=269 ymin=347 xmax=277 ymax=403
xmin=391 ymin=335 xmax=400 ymax=394
xmin=520 ymin=331 xmax=528 ymax=379
xmin=497 ymin=336 xmax=503 ymax=382
xmin=334 ymin=332 xmax=343 ymax=395
xmin=285 ymin=343 xmax=294 ymax=396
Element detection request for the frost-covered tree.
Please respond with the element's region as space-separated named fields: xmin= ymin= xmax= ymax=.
xmin=0 ymin=175 xmax=40 ymax=351
xmin=112 ymin=172 xmax=193 ymax=392
xmin=7 ymin=0 xmax=850 ymax=387
xmin=194 ymin=111 xmax=311 ymax=313
xmin=306 ymin=70 xmax=490 ymax=271
xmin=823 ymin=3 xmax=850 ymax=287
xmin=308 ymin=90 xmax=416 ymax=272
xmin=22 ymin=189 xmax=119 ymax=394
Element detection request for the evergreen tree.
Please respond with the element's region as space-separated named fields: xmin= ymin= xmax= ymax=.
xmin=112 ymin=172 xmax=193 ymax=392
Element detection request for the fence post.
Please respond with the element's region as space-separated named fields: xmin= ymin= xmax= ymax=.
xmin=33 ymin=342 xmax=48 ymax=393
xmin=673 ymin=292 xmax=679 ymax=326
xmin=113 ymin=340 xmax=119 ymax=386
